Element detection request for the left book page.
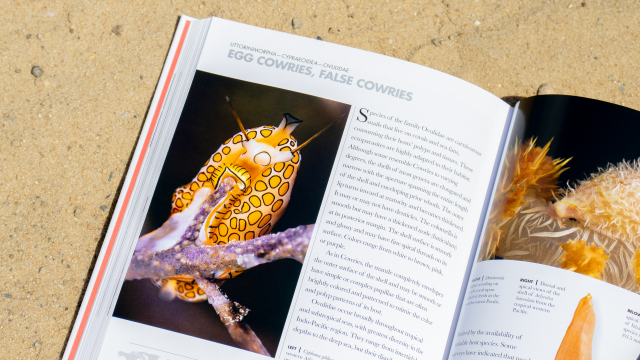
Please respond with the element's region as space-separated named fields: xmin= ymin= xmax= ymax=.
xmin=64 ymin=15 xmax=512 ymax=360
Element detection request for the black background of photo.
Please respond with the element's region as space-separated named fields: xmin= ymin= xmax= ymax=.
xmin=520 ymin=95 xmax=640 ymax=186
xmin=113 ymin=71 xmax=350 ymax=355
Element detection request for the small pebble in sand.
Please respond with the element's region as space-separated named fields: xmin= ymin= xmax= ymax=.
xmin=31 ymin=66 xmax=44 ymax=78
xmin=292 ymin=17 xmax=302 ymax=30
xmin=316 ymin=36 xmax=322 ymax=40
xmin=537 ymin=83 xmax=555 ymax=95
xmin=112 ymin=25 xmax=123 ymax=36
xmin=25 ymin=34 xmax=32 ymax=39
xmin=69 ymin=28 xmax=74 ymax=34
xmin=15 ymin=68 xmax=21 ymax=73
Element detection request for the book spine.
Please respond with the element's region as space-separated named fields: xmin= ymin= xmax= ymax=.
xmin=62 ymin=16 xmax=195 ymax=360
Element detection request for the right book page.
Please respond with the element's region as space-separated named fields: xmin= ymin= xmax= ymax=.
xmin=451 ymin=95 xmax=640 ymax=360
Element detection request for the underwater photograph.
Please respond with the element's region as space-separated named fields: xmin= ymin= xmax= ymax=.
xmin=113 ymin=71 xmax=351 ymax=356
xmin=478 ymin=95 xmax=640 ymax=295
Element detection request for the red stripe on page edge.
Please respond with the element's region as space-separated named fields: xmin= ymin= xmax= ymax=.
xmin=67 ymin=20 xmax=191 ymax=360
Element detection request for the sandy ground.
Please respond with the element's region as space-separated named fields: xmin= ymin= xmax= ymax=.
xmin=0 ymin=0 xmax=639 ymax=358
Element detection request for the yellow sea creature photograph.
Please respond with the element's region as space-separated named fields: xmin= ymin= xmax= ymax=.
xmin=113 ymin=71 xmax=350 ymax=356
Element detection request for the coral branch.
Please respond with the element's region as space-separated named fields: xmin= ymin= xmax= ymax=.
xmin=194 ymin=275 xmax=270 ymax=356
xmin=134 ymin=177 xmax=237 ymax=252
xmin=129 ymin=176 xmax=313 ymax=355
xmin=183 ymin=177 xmax=237 ymax=246
xmin=126 ymin=224 xmax=313 ymax=280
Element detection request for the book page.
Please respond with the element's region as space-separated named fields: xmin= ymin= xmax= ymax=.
xmin=450 ymin=96 xmax=640 ymax=359
xmin=93 ymin=16 xmax=511 ymax=360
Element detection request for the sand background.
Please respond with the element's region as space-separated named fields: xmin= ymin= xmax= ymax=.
xmin=0 ymin=0 xmax=639 ymax=358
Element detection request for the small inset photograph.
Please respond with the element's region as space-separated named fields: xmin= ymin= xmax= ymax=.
xmin=477 ymin=96 xmax=640 ymax=295
xmin=113 ymin=71 xmax=351 ymax=356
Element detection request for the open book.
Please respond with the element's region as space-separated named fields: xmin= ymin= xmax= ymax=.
xmin=63 ymin=15 xmax=640 ymax=360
